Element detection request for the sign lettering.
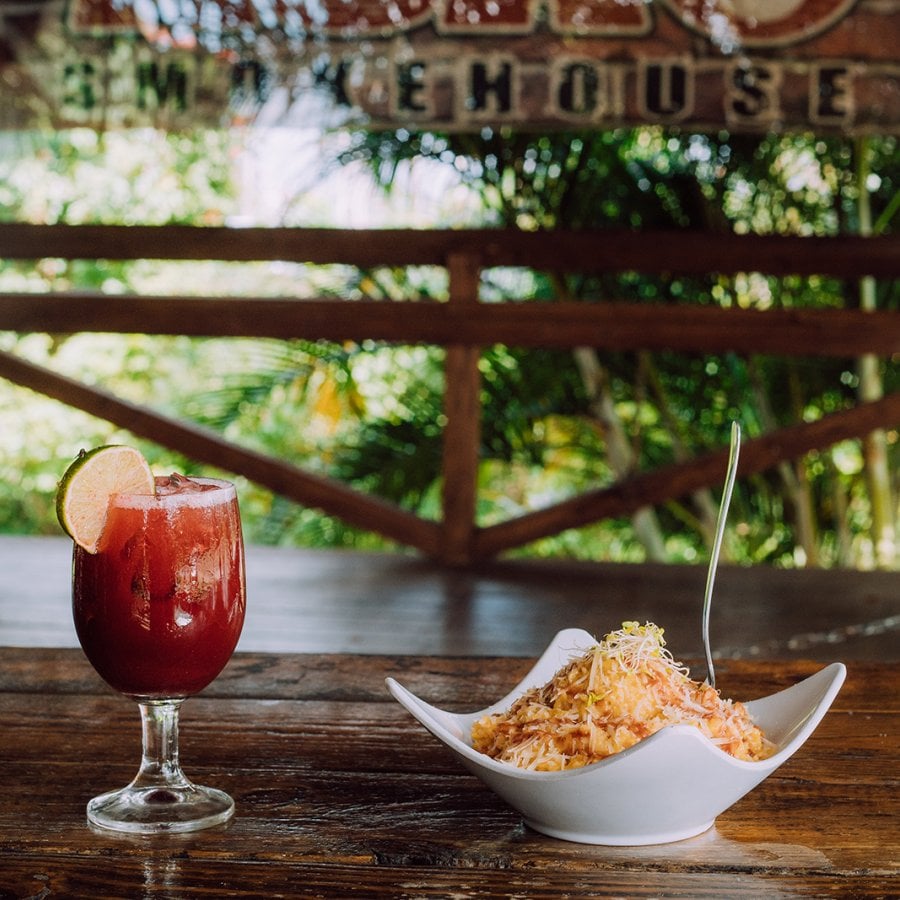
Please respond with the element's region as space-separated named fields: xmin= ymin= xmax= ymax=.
xmin=0 ymin=0 xmax=896 ymax=132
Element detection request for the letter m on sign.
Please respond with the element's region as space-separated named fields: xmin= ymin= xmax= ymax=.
xmin=136 ymin=61 xmax=188 ymax=111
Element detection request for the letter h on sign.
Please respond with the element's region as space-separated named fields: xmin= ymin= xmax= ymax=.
xmin=463 ymin=57 xmax=514 ymax=119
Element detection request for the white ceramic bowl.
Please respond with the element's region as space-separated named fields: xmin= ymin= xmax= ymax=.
xmin=386 ymin=627 xmax=846 ymax=845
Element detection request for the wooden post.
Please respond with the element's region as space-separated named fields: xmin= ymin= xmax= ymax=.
xmin=440 ymin=252 xmax=482 ymax=565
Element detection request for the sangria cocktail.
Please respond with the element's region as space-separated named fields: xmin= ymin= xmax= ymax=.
xmin=59 ymin=446 xmax=246 ymax=833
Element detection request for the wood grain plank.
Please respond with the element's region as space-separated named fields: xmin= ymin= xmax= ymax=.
xmin=1 ymin=647 xmax=896 ymax=896
xmin=0 ymin=856 xmax=892 ymax=899
xmin=0 ymin=649 xmax=892 ymax=710
xmin=4 ymin=539 xmax=898 ymax=662
xmin=2 ymin=751 xmax=895 ymax=871
xmin=1 ymin=761 xmax=894 ymax=873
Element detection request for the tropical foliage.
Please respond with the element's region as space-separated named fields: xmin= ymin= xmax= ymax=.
xmin=0 ymin=126 xmax=897 ymax=568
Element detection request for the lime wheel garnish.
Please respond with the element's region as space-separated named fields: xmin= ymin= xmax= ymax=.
xmin=56 ymin=445 xmax=156 ymax=553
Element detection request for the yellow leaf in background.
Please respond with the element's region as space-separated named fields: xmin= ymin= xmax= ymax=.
xmin=312 ymin=378 xmax=343 ymax=433
xmin=358 ymin=275 xmax=378 ymax=297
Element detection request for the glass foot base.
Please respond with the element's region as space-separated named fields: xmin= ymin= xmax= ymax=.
xmin=87 ymin=783 xmax=235 ymax=834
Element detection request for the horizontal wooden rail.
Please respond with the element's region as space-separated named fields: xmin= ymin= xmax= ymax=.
xmin=2 ymin=294 xmax=899 ymax=357
xmin=2 ymin=224 xmax=900 ymax=277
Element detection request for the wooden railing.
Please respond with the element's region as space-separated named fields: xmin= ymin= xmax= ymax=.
xmin=1 ymin=223 xmax=899 ymax=565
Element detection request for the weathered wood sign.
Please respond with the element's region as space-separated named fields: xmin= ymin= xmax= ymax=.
xmin=1 ymin=0 xmax=898 ymax=132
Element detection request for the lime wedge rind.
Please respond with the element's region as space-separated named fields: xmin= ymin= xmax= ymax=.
xmin=56 ymin=445 xmax=156 ymax=554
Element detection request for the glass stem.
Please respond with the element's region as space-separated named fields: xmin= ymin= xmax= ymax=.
xmin=133 ymin=700 xmax=192 ymax=791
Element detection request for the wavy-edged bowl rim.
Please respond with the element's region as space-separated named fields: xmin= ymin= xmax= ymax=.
xmin=386 ymin=627 xmax=847 ymax=783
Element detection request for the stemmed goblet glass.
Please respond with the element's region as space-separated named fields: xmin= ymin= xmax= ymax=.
xmin=72 ymin=475 xmax=246 ymax=833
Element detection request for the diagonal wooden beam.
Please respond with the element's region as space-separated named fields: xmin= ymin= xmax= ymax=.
xmin=473 ymin=391 xmax=900 ymax=560
xmin=0 ymin=349 xmax=442 ymax=557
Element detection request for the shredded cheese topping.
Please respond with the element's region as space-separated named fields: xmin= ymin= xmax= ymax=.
xmin=471 ymin=622 xmax=776 ymax=770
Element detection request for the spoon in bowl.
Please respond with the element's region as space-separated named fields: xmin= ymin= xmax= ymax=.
xmin=702 ymin=421 xmax=741 ymax=689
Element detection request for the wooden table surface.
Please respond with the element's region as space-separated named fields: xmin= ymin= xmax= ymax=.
xmin=1 ymin=647 xmax=897 ymax=898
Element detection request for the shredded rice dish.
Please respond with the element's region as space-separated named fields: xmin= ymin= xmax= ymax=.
xmin=471 ymin=622 xmax=776 ymax=770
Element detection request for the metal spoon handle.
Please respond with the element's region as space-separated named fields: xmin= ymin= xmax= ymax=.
xmin=702 ymin=421 xmax=741 ymax=689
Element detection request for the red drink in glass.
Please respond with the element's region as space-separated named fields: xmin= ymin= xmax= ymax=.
xmin=73 ymin=475 xmax=246 ymax=699
xmin=71 ymin=473 xmax=246 ymax=833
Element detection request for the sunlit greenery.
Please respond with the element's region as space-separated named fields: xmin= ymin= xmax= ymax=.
xmin=0 ymin=126 xmax=897 ymax=567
